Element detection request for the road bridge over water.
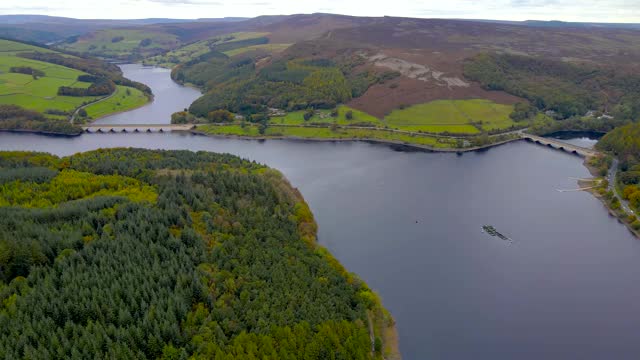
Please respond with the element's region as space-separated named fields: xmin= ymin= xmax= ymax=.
xmin=81 ymin=124 xmax=601 ymax=158
xmin=520 ymin=133 xmax=599 ymax=157
xmin=82 ymin=124 xmax=196 ymax=133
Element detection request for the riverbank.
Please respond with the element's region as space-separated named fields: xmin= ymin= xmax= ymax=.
xmin=581 ymin=157 xmax=640 ymax=239
xmin=83 ymin=85 xmax=151 ymax=123
xmin=191 ymin=125 xmax=522 ymax=153
xmin=277 ymin=168 xmax=401 ymax=359
xmin=85 ymin=94 xmax=151 ymax=123
xmin=0 ymin=128 xmax=82 ymax=137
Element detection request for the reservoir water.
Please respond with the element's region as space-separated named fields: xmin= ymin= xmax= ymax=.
xmin=93 ymin=64 xmax=201 ymax=125
xmin=2 ymin=65 xmax=639 ymax=360
xmin=547 ymin=131 xmax=603 ymax=149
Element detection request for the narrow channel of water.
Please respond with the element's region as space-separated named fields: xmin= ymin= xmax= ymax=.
xmin=547 ymin=131 xmax=603 ymax=149
xmin=93 ymin=64 xmax=201 ymax=125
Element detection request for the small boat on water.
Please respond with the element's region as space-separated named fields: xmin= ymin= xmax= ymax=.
xmin=482 ymin=225 xmax=511 ymax=241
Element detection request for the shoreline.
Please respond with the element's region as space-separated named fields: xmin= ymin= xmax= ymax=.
xmin=1 ymin=126 xmax=592 ymax=157
xmin=86 ymin=93 xmax=154 ymax=124
xmin=0 ymin=128 xmax=82 ymax=137
xmin=581 ymin=157 xmax=640 ymax=239
xmin=188 ymin=129 xmax=523 ymax=153
xmin=278 ymin=169 xmax=401 ymax=359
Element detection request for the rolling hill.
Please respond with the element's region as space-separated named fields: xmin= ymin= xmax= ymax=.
xmin=0 ymin=38 xmax=151 ymax=133
xmin=0 ymin=15 xmax=231 ymax=44
xmin=4 ymin=13 xmax=640 ymax=143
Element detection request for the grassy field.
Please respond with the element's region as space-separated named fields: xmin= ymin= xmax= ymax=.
xmin=269 ymin=100 xmax=517 ymax=136
xmin=0 ymin=39 xmax=57 ymax=56
xmin=270 ymin=105 xmax=384 ymax=126
xmin=195 ymin=99 xmax=525 ymax=149
xmin=223 ymin=43 xmax=291 ymax=57
xmin=198 ymin=123 xmax=455 ymax=148
xmin=0 ymin=39 xmax=148 ymax=121
xmin=143 ymin=32 xmax=272 ymax=68
xmin=0 ymin=54 xmax=98 ymax=119
xmin=59 ymin=29 xmax=179 ymax=59
xmin=385 ymin=99 xmax=516 ymax=134
xmin=83 ymin=85 xmax=147 ymax=119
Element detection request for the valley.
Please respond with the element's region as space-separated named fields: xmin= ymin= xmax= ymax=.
xmin=2 ymin=10 xmax=640 ymax=360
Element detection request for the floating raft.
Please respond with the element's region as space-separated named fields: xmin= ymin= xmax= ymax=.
xmin=482 ymin=225 xmax=511 ymax=241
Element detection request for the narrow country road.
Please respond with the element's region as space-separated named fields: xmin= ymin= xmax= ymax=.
xmin=608 ymin=158 xmax=635 ymax=215
xmin=70 ymin=90 xmax=118 ymax=124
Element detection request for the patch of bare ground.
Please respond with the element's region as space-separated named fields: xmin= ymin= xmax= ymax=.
xmin=348 ymin=48 xmax=522 ymax=117
xmin=366 ymin=53 xmax=470 ymax=87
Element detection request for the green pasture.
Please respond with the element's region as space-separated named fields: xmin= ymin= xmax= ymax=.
xmin=224 ymin=43 xmax=291 ymax=57
xmin=59 ymin=29 xmax=179 ymax=57
xmin=198 ymin=123 xmax=454 ymax=148
xmin=0 ymin=39 xmax=56 ymax=56
xmin=385 ymin=99 xmax=516 ymax=134
xmin=270 ymin=105 xmax=383 ymax=126
xmin=144 ymin=32 xmax=272 ymax=67
xmin=0 ymin=54 xmax=99 ymax=115
xmin=0 ymin=39 xmax=150 ymax=121
xmin=84 ymin=85 xmax=147 ymax=119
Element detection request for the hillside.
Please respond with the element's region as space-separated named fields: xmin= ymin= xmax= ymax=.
xmin=0 ymin=148 xmax=398 ymax=359
xmin=145 ymin=14 xmax=640 ymax=146
xmin=464 ymin=53 xmax=640 ymax=123
xmin=0 ymin=39 xmax=151 ymax=134
xmin=0 ymin=15 xmax=203 ymax=44
xmin=6 ymin=13 xmax=640 ymax=143
xmin=143 ymin=32 xmax=286 ymax=68
xmin=596 ymin=124 xmax=640 ymax=230
xmin=58 ymin=28 xmax=182 ymax=60
xmin=57 ymin=14 xmax=371 ymax=61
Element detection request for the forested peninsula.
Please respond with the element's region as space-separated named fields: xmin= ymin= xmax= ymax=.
xmin=0 ymin=149 xmax=398 ymax=359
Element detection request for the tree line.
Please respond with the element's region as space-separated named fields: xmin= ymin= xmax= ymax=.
xmin=173 ymin=50 xmax=397 ymax=120
xmin=19 ymin=52 xmax=152 ymax=96
xmin=58 ymin=78 xmax=116 ymax=97
xmin=597 ymin=124 xmax=640 ymax=223
xmin=0 ymin=105 xmax=82 ymax=135
xmin=464 ymin=52 xmax=640 ymax=121
xmin=9 ymin=66 xmax=45 ymax=78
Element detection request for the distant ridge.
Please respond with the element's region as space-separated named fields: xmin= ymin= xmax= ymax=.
xmin=0 ymin=15 xmax=248 ymax=43
xmin=2 ymin=13 xmax=638 ymax=30
xmin=460 ymin=18 xmax=640 ymax=30
xmin=0 ymin=14 xmax=247 ymax=25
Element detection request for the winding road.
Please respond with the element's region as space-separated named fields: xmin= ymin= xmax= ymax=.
xmin=70 ymin=90 xmax=118 ymax=124
xmin=608 ymin=159 xmax=635 ymax=215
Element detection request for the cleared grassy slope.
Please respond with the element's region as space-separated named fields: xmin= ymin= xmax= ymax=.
xmin=83 ymin=85 xmax=147 ymax=119
xmin=0 ymin=39 xmax=149 ymax=123
xmin=59 ymin=28 xmax=179 ymax=59
xmin=0 ymin=52 xmax=98 ymax=119
xmin=143 ymin=32 xmax=271 ymax=68
xmin=385 ymin=99 xmax=516 ymax=134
